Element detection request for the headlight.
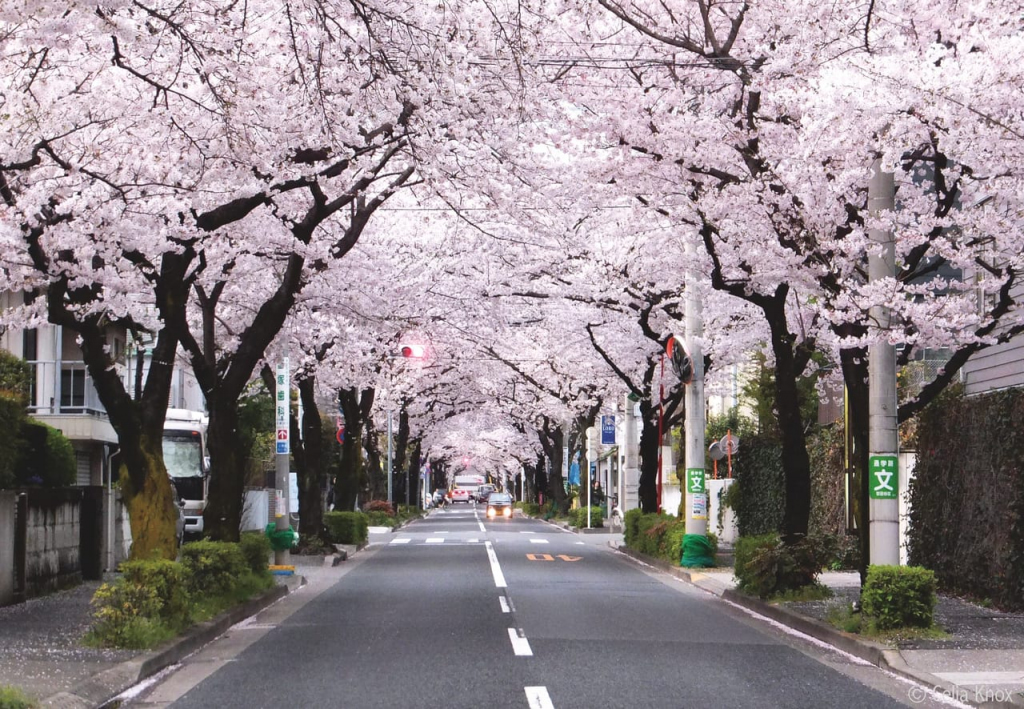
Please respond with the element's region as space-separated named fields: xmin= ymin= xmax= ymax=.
xmin=487 ymin=507 xmax=496 ymax=518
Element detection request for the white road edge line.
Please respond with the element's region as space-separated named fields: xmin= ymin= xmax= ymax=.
xmin=485 ymin=541 xmax=507 ymax=588
xmin=499 ymin=595 xmax=511 ymax=613
xmin=525 ymin=686 xmax=554 ymax=709
xmin=508 ymin=628 xmax=533 ymax=656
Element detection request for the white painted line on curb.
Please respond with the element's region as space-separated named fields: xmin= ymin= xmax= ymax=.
xmin=529 ymin=538 xmax=549 ymax=544
xmin=486 ymin=541 xmax=507 ymax=588
xmin=499 ymin=596 xmax=511 ymax=613
xmin=390 ymin=538 xmax=411 ymax=545
xmin=525 ymin=686 xmax=554 ymax=708
xmin=508 ymin=628 xmax=533 ymax=656
xmin=426 ymin=538 xmax=444 ymax=544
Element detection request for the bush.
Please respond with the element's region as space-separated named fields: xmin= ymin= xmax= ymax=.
xmin=119 ymin=558 xmax=190 ymax=626
xmin=515 ymin=502 xmax=541 ymax=517
xmin=623 ymin=508 xmax=644 ymax=547
xmin=324 ymin=511 xmax=368 ymax=544
xmin=0 ymin=684 xmax=37 ymax=709
xmin=179 ymin=541 xmax=247 ymax=596
xmin=366 ymin=510 xmax=395 ymax=528
xmin=569 ymin=506 xmax=603 ymax=529
xmin=862 ymin=565 xmax=937 ymax=630
xmin=363 ymin=499 xmax=395 ymax=516
xmin=635 ymin=513 xmax=673 ymax=557
xmin=0 ymin=350 xmax=29 ymax=488
xmin=732 ymin=436 xmax=785 ymax=537
xmin=14 ymin=419 xmax=75 ymax=487
xmin=240 ymin=532 xmax=272 ymax=574
xmin=86 ymin=580 xmax=172 ymax=649
xmin=734 ymin=534 xmax=825 ymax=599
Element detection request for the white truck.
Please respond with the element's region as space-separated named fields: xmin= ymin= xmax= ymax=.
xmin=164 ymin=408 xmax=209 ymax=536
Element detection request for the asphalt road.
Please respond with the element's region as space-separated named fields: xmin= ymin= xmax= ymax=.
xmin=127 ymin=505 xmax=949 ymax=709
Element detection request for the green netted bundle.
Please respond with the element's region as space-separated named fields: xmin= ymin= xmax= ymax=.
xmin=264 ymin=524 xmax=298 ymax=551
xmin=681 ymin=534 xmax=716 ymax=568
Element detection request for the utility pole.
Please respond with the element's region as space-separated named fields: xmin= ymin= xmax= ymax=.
xmin=623 ymin=394 xmax=640 ymax=512
xmin=684 ymin=238 xmax=707 ymax=541
xmin=387 ymin=409 xmax=393 ymax=506
xmin=868 ymin=158 xmax=900 ymax=566
xmin=274 ymin=357 xmax=291 ymax=566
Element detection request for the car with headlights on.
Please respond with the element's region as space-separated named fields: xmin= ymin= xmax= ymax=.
xmin=485 ymin=492 xmax=513 ymax=520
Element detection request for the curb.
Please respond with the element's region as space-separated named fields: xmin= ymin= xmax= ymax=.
xmin=43 ymin=582 xmax=293 ymax=709
xmin=613 ymin=545 xmax=1023 ymax=709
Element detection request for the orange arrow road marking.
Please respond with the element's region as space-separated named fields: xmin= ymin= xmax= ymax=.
xmin=526 ymin=553 xmax=555 ymax=561
xmin=556 ymin=555 xmax=583 ymax=562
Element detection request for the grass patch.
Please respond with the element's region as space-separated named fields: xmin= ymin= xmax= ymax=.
xmin=771 ymin=583 xmax=833 ymax=603
xmin=188 ymin=571 xmax=275 ymax=624
xmin=0 ymin=685 xmax=37 ymax=709
xmin=825 ymin=602 xmax=950 ymax=642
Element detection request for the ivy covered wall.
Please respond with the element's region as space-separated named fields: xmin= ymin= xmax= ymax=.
xmin=908 ymin=386 xmax=1024 ymax=611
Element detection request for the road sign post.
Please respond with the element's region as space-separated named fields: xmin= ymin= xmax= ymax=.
xmin=275 ymin=358 xmax=291 ymax=566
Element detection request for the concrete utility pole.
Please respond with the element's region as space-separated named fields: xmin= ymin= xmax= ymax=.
xmin=684 ymin=238 xmax=707 ymax=539
xmin=623 ymin=394 xmax=640 ymax=511
xmin=274 ymin=357 xmax=291 ymax=566
xmin=387 ymin=409 xmax=393 ymax=505
xmin=868 ymin=158 xmax=900 ymax=566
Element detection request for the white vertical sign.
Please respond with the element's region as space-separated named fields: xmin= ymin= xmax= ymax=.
xmin=276 ymin=358 xmax=289 ymax=455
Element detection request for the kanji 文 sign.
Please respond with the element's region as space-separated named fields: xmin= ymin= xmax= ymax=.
xmin=869 ymin=455 xmax=898 ymax=500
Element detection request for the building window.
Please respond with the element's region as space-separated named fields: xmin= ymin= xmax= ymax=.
xmin=61 ymin=368 xmax=86 ymax=410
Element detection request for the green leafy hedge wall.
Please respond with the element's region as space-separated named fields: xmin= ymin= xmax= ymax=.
xmin=908 ymin=386 xmax=1024 ymax=611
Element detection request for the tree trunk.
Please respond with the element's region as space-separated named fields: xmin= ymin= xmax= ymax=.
xmin=336 ymin=387 xmax=373 ymax=511
xmin=203 ymin=399 xmax=244 ymax=542
xmin=408 ymin=440 xmax=422 ymax=508
xmin=539 ymin=420 xmax=567 ymax=512
xmin=296 ymin=377 xmax=325 ymax=539
xmin=118 ymin=434 xmax=179 ymax=560
xmin=638 ymin=400 xmax=660 ymax=513
xmin=840 ymin=347 xmax=871 ymax=581
xmin=765 ymin=306 xmax=813 ymax=544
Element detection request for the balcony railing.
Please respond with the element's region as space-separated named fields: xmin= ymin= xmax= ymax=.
xmin=25 ymin=360 xmax=109 ymax=416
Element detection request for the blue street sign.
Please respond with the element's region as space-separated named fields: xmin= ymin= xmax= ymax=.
xmin=276 ymin=441 xmax=288 ymax=454
xmin=601 ymin=415 xmax=616 ymax=445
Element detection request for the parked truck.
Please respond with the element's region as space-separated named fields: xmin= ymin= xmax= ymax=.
xmin=164 ymin=408 xmax=209 ymax=536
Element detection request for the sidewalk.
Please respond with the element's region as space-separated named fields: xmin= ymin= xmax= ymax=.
xmin=611 ymin=541 xmax=1024 ymax=709
xmin=0 ymin=560 xmax=328 ymax=708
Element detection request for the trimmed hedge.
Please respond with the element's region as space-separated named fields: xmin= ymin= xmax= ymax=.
xmin=569 ymin=506 xmax=603 ymax=529
xmin=324 ymin=511 xmax=368 ymax=544
xmin=623 ymin=511 xmax=718 ymax=566
xmin=366 ymin=510 xmax=395 ymax=528
xmin=862 ymin=565 xmax=937 ymax=629
xmin=240 ymin=531 xmax=272 ymax=574
xmin=14 ymin=419 xmax=75 ymax=488
xmin=732 ymin=436 xmax=785 ymax=537
xmin=909 ymin=385 xmax=1024 ymax=611
xmin=179 ymin=541 xmax=247 ymax=596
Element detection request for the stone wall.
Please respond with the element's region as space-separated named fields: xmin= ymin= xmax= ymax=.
xmin=24 ymin=488 xmax=84 ymax=597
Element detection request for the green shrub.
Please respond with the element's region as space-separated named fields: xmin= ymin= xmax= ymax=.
xmin=862 ymin=565 xmax=937 ymax=630
xmin=635 ymin=513 xmax=673 ymax=557
xmin=734 ymin=534 xmax=824 ymax=598
xmin=623 ymin=508 xmax=644 ymax=547
xmin=179 ymin=541 xmax=247 ymax=596
xmin=14 ymin=419 xmax=75 ymax=487
xmin=363 ymin=499 xmax=395 ymax=516
xmin=240 ymin=532 xmax=272 ymax=575
xmin=119 ymin=558 xmax=190 ymax=626
xmin=569 ymin=506 xmax=603 ymax=529
xmin=86 ymin=580 xmax=173 ymax=649
xmin=0 ymin=684 xmax=37 ymax=709
xmin=516 ymin=502 xmax=540 ymax=517
xmin=366 ymin=510 xmax=395 ymax=528
xmin=323 ymin=511 xmax=368 ymax=544
xmin=0 ymin=350 xmax=29 ymax=488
